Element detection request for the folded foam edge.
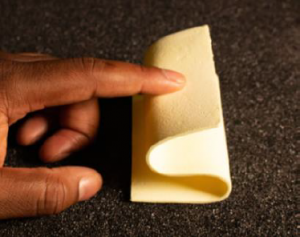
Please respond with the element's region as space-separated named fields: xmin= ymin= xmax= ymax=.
xmin=145 ymin=125 xmax=232 ymax=201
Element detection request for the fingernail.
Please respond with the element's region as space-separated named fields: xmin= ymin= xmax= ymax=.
xmin=162 ymin=69 xmax=186 ymax=85
xmin=78 ymin=176 xmax=101 ymax=201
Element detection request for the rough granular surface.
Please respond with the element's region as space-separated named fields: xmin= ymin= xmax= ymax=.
xmin=0 ymin=0 xmax=298 ymax=236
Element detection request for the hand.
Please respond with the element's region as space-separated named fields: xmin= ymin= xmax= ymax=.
xmin=0 ymin=51 xmax=185 ymax=219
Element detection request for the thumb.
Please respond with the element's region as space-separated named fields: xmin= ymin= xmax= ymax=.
xmin=0 ymin=166 xmax=102 ymax=219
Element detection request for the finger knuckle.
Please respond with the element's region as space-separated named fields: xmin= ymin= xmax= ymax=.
xmin=77 ymin=57 xmax=98 ymax=74
xmin=0 ymin=60 xmax=19 ymax=113
xmin=0 ymin=60 xmax=32 ymax=118
xmin=36 ymin=171 xmax=67 ymax=216
xmin=0 ymin=60 xmax=14 ymax=87
xmin=137 ymin=64 xmax=149 ymax=74
xmin=74 ymin=57 xmax=109 ymax=97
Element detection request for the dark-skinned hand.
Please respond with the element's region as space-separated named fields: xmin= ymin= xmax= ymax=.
xmin=0 ymin=51 xmax=185 ymax=219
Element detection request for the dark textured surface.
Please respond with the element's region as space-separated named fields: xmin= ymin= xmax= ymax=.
xmin=0 ymin=0 xmax=298 ymax=236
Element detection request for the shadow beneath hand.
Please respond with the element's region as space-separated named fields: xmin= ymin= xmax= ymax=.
xmin=6 ymin=97 xmax=133 ymax=201
xmin=59 ymin=97 xmax=133 ymax=201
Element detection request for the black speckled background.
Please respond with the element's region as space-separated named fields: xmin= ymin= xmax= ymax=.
xmin=0 ymin=0 xmax=298 ymax=236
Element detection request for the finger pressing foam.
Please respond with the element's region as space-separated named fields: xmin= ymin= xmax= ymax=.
xmin=131 ymin=25 xmax=232 ymax=203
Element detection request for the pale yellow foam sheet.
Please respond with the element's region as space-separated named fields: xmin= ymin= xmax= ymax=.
xmin=131 ymin=25 xmax=232 ymax=203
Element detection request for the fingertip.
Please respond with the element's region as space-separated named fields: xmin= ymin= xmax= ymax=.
xmin=140 ymin=67 xmax=186 ymax=95
xmin=17 ymin=116 xmax=49 ymax=146
xmin=16 ymin=126 xmax=30 ymax=146
xmin=78 ymin=169 xmax=103 ymax=201
xmin=56 ymin=166 xmax=102 ymax=202
xmin=39 ymin=143 xmax=55 ymax=163
xmin=39 ymin=139 xmax=68 ymax=163
xmin=162 ymin=69 xmax=186 ymax=85
xmin=39 ymin=129 xmax=91 ymax=163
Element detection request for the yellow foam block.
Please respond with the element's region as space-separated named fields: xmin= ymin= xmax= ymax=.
xmin=131 ymin=25 xmax=232 ymax=203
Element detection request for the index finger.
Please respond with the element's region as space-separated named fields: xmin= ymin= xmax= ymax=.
xmin=11 ymin=58 xmax=185 ymax=109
